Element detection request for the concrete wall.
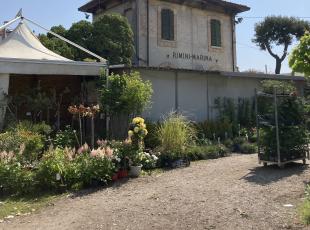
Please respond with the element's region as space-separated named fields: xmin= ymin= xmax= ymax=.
xmin=139 ymin=69 xmax=262 ymax=122
xmin=0 ymin=74 xmax=9 ymax=130
xmin=95 ymin=0 xmax=235 ymax=71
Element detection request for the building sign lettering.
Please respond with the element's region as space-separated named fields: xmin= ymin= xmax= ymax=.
xmin=170 ymin=52 xmax=214 ymax=62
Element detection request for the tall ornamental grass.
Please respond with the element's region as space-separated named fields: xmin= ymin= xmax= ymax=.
xmin=157 ymin=113 xmax=195 ymax=158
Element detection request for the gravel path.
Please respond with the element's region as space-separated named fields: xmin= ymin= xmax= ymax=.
xmin=1 ymin=154 xmax=309 ymax=230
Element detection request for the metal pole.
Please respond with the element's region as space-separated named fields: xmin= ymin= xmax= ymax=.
xmin=255 ymin=88 xmax=260 ymax=163
xmin=105 ymin=65 xmax=110 ymax=139
xmin=0 ymin=16 xmax=21 ymax=31
xmin=24 ymin=17 xmax=106 ymax=62
xmin=274 ymin=88 xmax=281 ymax=167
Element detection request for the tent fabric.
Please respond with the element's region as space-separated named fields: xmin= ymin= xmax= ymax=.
xmin=0 ymin=21 xmax=72 ymax=61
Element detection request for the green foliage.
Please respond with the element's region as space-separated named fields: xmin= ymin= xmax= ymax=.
xmin=53 ymin=126 xmax=77 ymax=148
xmin=36 ymin=148 xmax=79 ymax=190
xmin=66 ymin=20 xmax=94 ymax=61
xmin=258 ymin=81 xmax=308 ymax=161
xmin=261 ymin=80 xmax=296 ymax=95
xmin=300 ymin=185 xmax=310 ymax=225
xmin=289 ymin=32 xmax=310 ymax=77
xmin=196 ymin=97 xmax=255 ymax=140
xmin=0 ymin=160 xmax=36 ymax=196
xmin=0 ymin=130 xmax=45 ymax=163
xmin=39 ymin=34 xmax=74 ymax=60
xmin=99 ymin=71 xmax=153 ymax=116
xmin=157 ymin=113 xmax=196 ymax=159
xmin=73 ymin=153 xmax=115 ymax=187
xmin=240 ymin=143 xmax=257 ymax=154
xmin=36 ymin=147 xmax=115 ymax=190
xmin=253 ymin=16 xmax=309 ymax=74
xmin=39 ymin=14 xmax=134 ymax=63
xmin=144 ymin=120 xmax=161 ymax=149
xmin=195 ymin=119 xmax=233 ymax=140
xmin=300 ymin=200 xmax=310 ymax=225
xmin=186 ymin=144 xmax=229 ymax=161
xmin=92 ymin=13 xmax=134 ymax=65
xmin=8 ymin=120 xmax=52 ymax=136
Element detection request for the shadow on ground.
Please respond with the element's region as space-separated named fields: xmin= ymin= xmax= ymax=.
xmin=69 ymin=178 xmax=130 ymax=199
xmin=241 ymin=162 xmax=309 ymax=185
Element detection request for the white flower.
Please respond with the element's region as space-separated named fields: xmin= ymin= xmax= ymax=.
xmin=115 ymin=156 xmax=121 ymax=162
xmin=144 ymin=152 xmax=150 ymax=157
xmin=152 ymin=155 xmax=158 ymax=161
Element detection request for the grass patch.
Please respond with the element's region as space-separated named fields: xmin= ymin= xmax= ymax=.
xmin=300 ymin=199 xmax=310 ymax=225
xmin=0 ymin=193 xmax=65 ymax=220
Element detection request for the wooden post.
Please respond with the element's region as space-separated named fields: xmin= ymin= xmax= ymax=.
xmin=255 ymin=88 xmax=260 ymax=164
xmin=79 ymin=113 xmax=83 ymax=146
xmin=274 ymin=88 xmax=281 ymax=167
xmin=91 ymin=116 xmax=95 ymax=149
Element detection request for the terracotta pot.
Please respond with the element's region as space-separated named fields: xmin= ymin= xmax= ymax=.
xmin=129 ymin=165 xmax=142 ymax=178
xmin=112 ymin=173 xmax=118 ymax=181
xmin=117 ymin=170 xmax=128 ymax=178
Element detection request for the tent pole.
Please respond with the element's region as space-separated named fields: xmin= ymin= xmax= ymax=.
xmin=24 ymin=17 xmax=106 ymax=63
xmin=0 ymin=16 xmax=21 ymax=31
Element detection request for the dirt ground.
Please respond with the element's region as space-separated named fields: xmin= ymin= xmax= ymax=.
xmin=1 ymin=154 xmax=310 ymax=230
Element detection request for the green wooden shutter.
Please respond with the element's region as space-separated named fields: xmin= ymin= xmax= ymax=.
xmin=211 ymin=19 xmax=221 ymax=47
xmin=169 ymin=10 xmax=174 ymax=40
xmin=161 ymin=9 xmax=174 ymax=40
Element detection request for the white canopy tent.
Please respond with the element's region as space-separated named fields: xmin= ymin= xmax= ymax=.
xmin=0 ymin=13 xmax=108 ymax=129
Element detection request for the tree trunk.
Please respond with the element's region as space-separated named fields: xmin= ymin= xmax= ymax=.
xmin=275 ymin=59 xmax=282 ymax=74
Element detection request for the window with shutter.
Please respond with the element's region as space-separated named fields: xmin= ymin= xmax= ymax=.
xmin=210 ymin=19 xmax=221 ymax=47
xmin=161 ymin=9 xmax=174 ymax=41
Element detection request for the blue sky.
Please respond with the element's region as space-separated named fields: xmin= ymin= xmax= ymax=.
xmin=0 ymin=0 xmax=309 ymax=74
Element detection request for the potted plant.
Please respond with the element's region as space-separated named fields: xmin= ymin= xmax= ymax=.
xmin=127 ymin=117 xmax=148 ymax=177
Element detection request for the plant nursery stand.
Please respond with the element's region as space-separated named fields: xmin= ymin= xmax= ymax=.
xmin=255 ymin=88 xmax=310 ymax=168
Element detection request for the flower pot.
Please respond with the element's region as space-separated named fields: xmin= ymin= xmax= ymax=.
xmin=129 ymin=165 xmax=142 ymax=178
xmin=112 ymin=173 xmax=118 ymax=181
xmin=117 ymin=170 xmax=128 ymax=179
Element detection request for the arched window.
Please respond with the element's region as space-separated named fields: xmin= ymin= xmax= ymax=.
xmin=210 ymin=19 xmax=221 ymax=47
xmin=161 ymin=9 xmax=174 ymax=41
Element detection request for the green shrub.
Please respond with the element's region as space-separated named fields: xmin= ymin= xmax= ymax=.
xmin=300 ymin=200 xmax=310 ymax=225
xmin=195 ymin=119 xmax=233 ymax=140
xmin=0 ymin=131 xmax=45 ymax=163
xmin=53 ymin=126 xmax=77 ymax=148
xmin=186 ymin=144 xmax=230 ymax=161
xmin=7 ymin=120 xmax=52 ymax=136
xmin=36 ymin=147 xmax=115 ymax=191
xmin=36 ymin=148 xmax=76 ymax=190
xmin=0 ymin=160 xmax=36 ymax=196
xmin=240 ymin=143 xmax=257 ymax=154
xmin=157 ymin=113 xmax=195 ymax=160
xmin=144 ymin=120 xmax=160 ymax=149
xmin=75 ymin=153 xmax=115 ymax=187
xmin=223 ymin=139 xmax=233 ymax=150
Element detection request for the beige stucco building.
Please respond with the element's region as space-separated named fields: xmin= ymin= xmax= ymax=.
xmin=79 ymin=0 xmax=305 ymax=121
xmin=80 ymin=0 xmax=249 ymax=72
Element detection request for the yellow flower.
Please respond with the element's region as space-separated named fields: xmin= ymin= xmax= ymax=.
xmin=139 ymin=123 xmax=146 ymax=129
xmin=143 ymin=129 xmax=148 ymax=136
xmin=134 ymin=127 xmax=139 ymax=133
xmin=128 ymin=130 xmax=134 ymax=137
xmin=133 ymin=117 xmax=145 ymax=124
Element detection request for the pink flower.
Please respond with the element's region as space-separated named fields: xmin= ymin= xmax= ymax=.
xmin=77 ymin=143 xmax=90 ymax=154
xmin=105 ymin=147 xmax=113 ymax=157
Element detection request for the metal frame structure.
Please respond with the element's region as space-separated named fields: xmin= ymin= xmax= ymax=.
xmin=255 ymin=88 xmax=309 ymax=168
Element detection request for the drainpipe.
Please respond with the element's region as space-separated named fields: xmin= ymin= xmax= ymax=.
xmin=135 ymin=0 xmax=139 ymax=65
xmin=146 ymin=0 xmax=150 ymax=66
xmin=231 ymin=14 xmax=236 ymax=72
